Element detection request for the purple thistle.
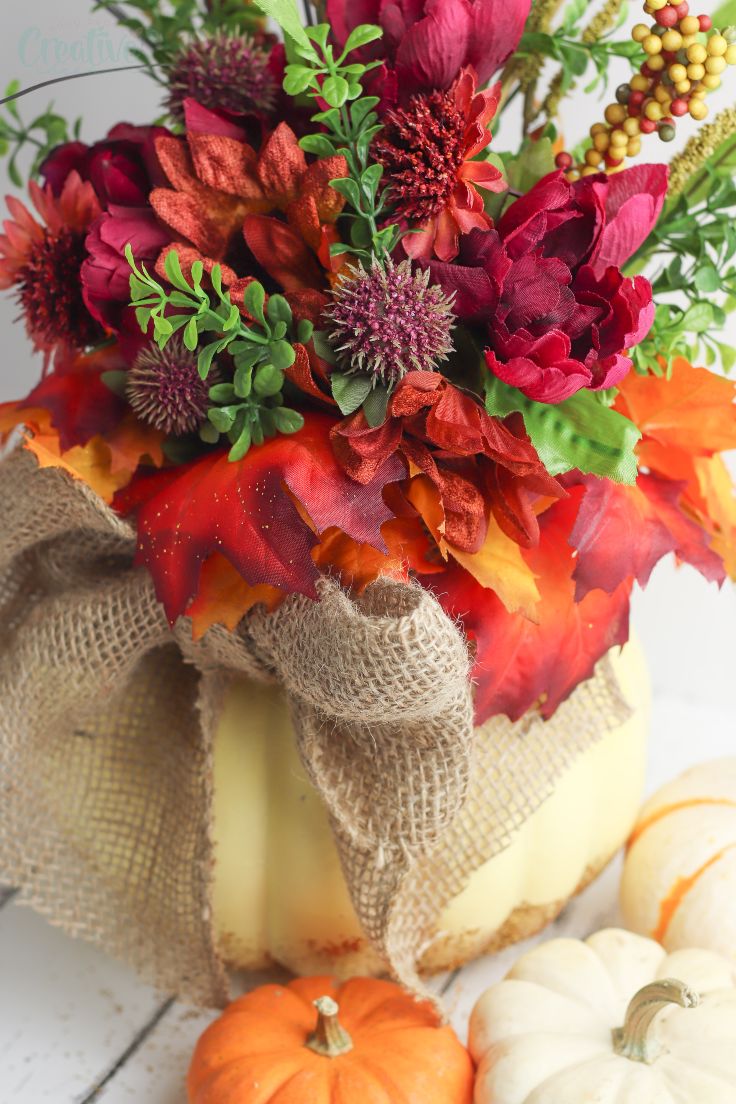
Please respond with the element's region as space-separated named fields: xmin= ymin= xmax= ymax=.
xmin=323 ymin=258 xmax=455 ymax=386
xmin=127 ymin=337 xmax=214 ymax=437
xmin=166 ymin=31 xmax=278 ymax=123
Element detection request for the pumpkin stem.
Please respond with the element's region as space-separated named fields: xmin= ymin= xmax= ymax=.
xmin=307 ymin=996 xmax=354 ymax=1058
xmin=612 ymin=978 xmax=700 ymax=1064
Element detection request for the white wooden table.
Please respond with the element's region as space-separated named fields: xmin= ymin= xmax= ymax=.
xmin=1 ymin=682 xmax=734 ymax=1102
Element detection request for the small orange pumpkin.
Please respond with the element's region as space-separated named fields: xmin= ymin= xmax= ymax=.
xmin=187 ymin=976 xmax=474 ymax=1103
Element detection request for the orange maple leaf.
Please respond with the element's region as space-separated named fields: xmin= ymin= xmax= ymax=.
xmin=2 ymin=404 xmax=164 ymax=504
xmin=448 ymin=515 xmax=541 ymax=621
xmin=616 ymin=357 xmax=736 ymax=458
xmin=25 ymin=425 xmax=132 ymax=503
xmin=187 ymin=553 xmax=283 ymax=639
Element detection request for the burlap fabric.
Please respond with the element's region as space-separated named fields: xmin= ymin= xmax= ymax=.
xmin=0 ymin=447 xmax=632 ymax=1006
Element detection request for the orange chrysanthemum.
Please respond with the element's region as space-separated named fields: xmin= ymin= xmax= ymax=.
xmin=375 ymin=68 xmax=506 ymax=263
xmin=150 ymin=120 xmax=347 ymax=293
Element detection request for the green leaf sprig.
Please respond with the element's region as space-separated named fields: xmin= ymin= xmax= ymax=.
xmin=256 ymin=2 xmax=394 ymax=261
xmin=517 ymin=28 xmax=641 ymax=100
xmin=0 ymin=80 xmax=81 ymax=186
xmin=628 ymin=173 xmax=736 ymax=376
xmin=126 ymin=246 xmax=308 ymax=461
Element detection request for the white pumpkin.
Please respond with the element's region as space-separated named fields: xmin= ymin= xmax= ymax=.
xmin=469 ymin=927 xmax=736 ymax=1103
xmin=621 ymin=758 xmax=736 ymax=960
xmin=211 ymin=639 xmax=650 ymax=978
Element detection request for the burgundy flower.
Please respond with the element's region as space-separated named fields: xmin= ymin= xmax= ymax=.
xmin=41 ymin=124 xmax=173 ymax=334
xmin=0 ymin=174 xmax=103 ymax=356
xmin=41 ymin=124 xmax=168 ymax=209
xmin=326 ymin=0 xmax=531 ymax=98
xmin=81 ymin=206 xmax=171 ymax=329
xmin=431 ymin=167 xmax=667 ymax=404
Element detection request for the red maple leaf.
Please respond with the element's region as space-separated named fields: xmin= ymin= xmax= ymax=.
xmin=570 ymin=474 xmax=725 ymax=600
xmin=130 ymin=413 xmax=405 ymax=622
xmin=423 ymin=489 xmax=631 ymax=722
xmin=22 ymin=345 xmax=127 ymax=450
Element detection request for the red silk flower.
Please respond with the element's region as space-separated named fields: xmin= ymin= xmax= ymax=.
xmin=375 ymin=69 xmax=506 ymax=263
xmin=431 ymin=166 xmax=667 ymax=404
xmin=326 ymin=0 xmax=531 ymax=97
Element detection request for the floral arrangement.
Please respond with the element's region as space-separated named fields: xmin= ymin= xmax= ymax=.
xmin=2 ymin=0 xmax=736 ymax=725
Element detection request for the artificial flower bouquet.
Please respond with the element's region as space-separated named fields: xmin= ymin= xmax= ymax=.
xmin=0 ymin=0 xmax=735 ymax=1006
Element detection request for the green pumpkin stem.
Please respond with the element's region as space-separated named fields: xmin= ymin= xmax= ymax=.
xmin=307 ymin=996 xmax=354 ymax=1058
xmin=612 ymin=978 xmax=700 ymax=1064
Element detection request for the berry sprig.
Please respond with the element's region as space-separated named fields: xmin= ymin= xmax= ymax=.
xmin=555 ymin=1 xmax=736 ymax=180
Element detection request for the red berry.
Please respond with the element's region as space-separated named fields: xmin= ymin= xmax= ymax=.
xmin=661 ymin=116 xmax=675 ymax=126
xmin=640 ymin=117 xmax=657 ymax=133
xmin=628 ymin=103 xmax=642 ymax=117
xmin=699 ymin=14 xmax=712 ymax=30
xmin=670 ymin=98 xmax=688 ymax=116
xmin=655 ymin=6 xmax=679 ymax=25
xmin=641 ymin=63 xmax=653 ymax=76
xmin=629 ymin=90 xmax=645 ymax=107
xmin=605 ymin=155 xmax=623 ymax=168
xmin=674 ymin=1 xmax=689 ymax=16
xmin=555 ymin=151 xmax=573 ymax=170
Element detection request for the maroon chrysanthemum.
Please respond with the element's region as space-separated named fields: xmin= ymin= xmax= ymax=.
xmin=374 ymin=90 xmax=467 ymax=224
xmin=16 ymin=227 xmax=101 ymax=350
xmin=323 ymin=258 xmax=455 ymax=385
xmin=166 ymin=32 xmax=278 ymax=123
xmin=127 ymin=337 xmax=214 ymax=436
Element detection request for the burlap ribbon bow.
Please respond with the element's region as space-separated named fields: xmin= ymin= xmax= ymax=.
xmin=0 ymin=447 xmax=631 ymax=1005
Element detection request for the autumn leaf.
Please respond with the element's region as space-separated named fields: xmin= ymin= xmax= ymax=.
xmin=2 ymin=398 xmax=164 ymax=503
xmin=0 ymin=402 xmax=48 ymax=441
xmin=312 ymin=528 xmax=408 ymax=592
xmin=448 ymin=515 xmax=540 ymax=620
xmin=24 ymin=423 xmax=133 ymax=503
xmin=104 ymin=415 xmax=165 ymax=475
xmin=133 ymin=413 xmax=406 ymax=623
xmin=423 ymin=490 xmax=632 ymax=722
xmin=23 ymin=345 xmax=128 ymax=450
xmin=692 ymin=455 xmax=736 ymax=580
xmin=615 ymin=357 xmax=736 ymax=457
xmin=569 ymin=474 xmax=724 ymax=600
xmin=187 ymin=553 xmax=283 ymax=639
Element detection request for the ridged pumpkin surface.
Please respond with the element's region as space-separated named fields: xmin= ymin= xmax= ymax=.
xmin=187 ymin=976 xmax=474 ymax=1104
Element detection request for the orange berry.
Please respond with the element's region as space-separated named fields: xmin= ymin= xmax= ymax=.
xmin=679 ymin=15 xmax=700 ymax=35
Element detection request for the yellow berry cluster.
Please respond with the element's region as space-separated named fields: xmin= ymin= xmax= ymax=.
xmin=555 ymin=0 xmax=736 ymax=180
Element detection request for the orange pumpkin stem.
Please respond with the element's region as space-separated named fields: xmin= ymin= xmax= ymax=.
xmin=306 ymin=996 xmax=354 ymax=1058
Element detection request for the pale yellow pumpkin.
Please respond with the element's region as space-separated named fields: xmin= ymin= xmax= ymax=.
xmin=621 ymin=758 xmax=736 ymax=959
xmin=212 ymin=638 xmax=650 ymax=977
